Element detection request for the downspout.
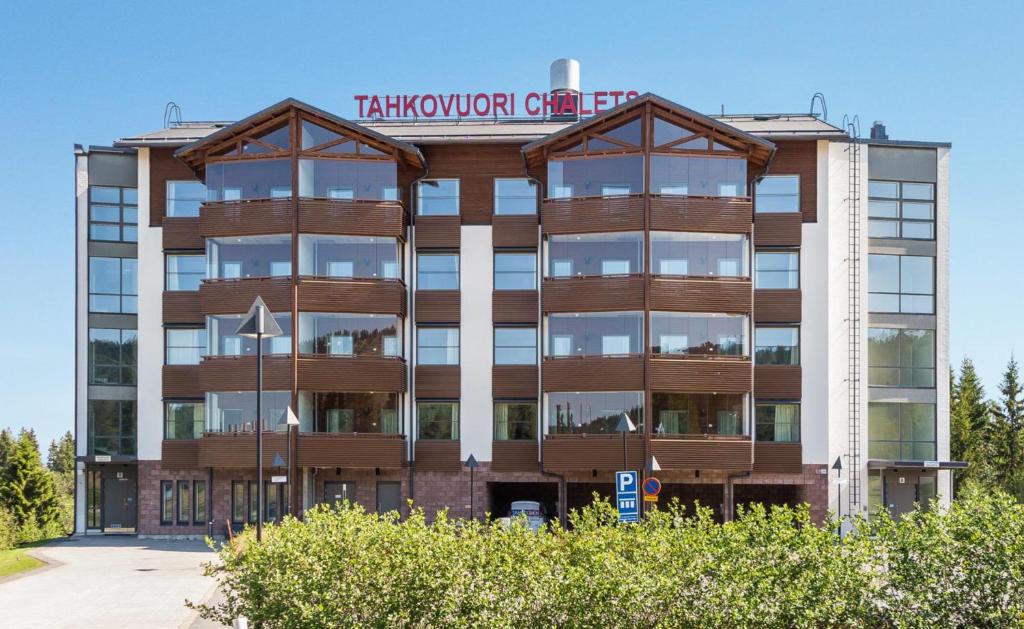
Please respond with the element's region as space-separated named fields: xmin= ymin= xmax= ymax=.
xmin=724 ymin=470 xmax=751 ymax=522
xmin=408 ymin=160 xmax=431 ymax=510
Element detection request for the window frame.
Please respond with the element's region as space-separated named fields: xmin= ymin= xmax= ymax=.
xmin=754 ymin=250 xmax=800 ymax=290
xmin=867 ymin=327 xmax=936 ymax=388
xmin=754 ymin=175 xmax=800 ymax=214
xmin=165 ymin=254 xmax=206 ymax=292
xmin=868 ymin=179 xmax=935 ymax=241
xmin=88 ymin=327 xmax=137 ymax=385
xmin=868 ymin=402 xmax=937 ymax=460
xmin=754 ymin=402 xmax=801 ymax=442
xmin=164 ymin=400 xmax=206 ymax=440
xmin=88 ymin=256 xmax=138 ymax=314
xmin=416 ymin=327 xmax=460 ymax=366
xmin=160 ymin=480 xmax=174 ymax=526
xmin=193 ymin=480 xmax=207 ymax=526
xmin=493 ymin=400 xmax=538 ymax=440
xmin=416 ymin=252 xmax=460 ymax=290
xmin=494 ymin=178 xmax=538 ymax=216
xmin=417 ymin=178 xmax=460 ymax=216
xmin=416 ymin=401 xmax=460 ymax=440
xmin=494 ymin=327 xmax=538 ymax=365
xmin=868 ymin=254 xmax=935 ymax=314
xmin=88 ymin=185 xmax=139 ymax=243
xmin=754 ymin=326 xmax=801 ymax=366
xmin=165 ymin=327 xmax=207 ymax=365
xmin=493 ymin=251 xmax=538 ymax=290
xmin=166 ymin=180 xmax=207 ymax=218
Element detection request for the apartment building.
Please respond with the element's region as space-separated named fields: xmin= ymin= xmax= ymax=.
xmin=73 ymin=60 xmax=958 ymax=535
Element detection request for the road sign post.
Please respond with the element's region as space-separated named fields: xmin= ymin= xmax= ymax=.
xmin=616 ymin=471 xmax=639 ymax=523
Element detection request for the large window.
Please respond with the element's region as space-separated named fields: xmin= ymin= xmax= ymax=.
xmin=494 ymin=328 xmax=537 ymax=365
xmin=754 ymin=327 xmax=800 ymax=365
xmin=298 ymin=234 xmax=400 ymax=279
xmin=206 ymin=159 xmax=292 ymax=201
xmin=548 ymin=155 xmax=644 ymax=199
xmin=166 ymin=328 xmax=207 ymax=365
xmin=868 ymin=402 xmax=936 ymax=460
xmin=494 ymin=402 xmax=537 ymax=440
xmin=755 ymin=403 xmax=800 ymax=442
xmin=206 ymin=235 xmax=292 ymax=280
xmin=166 ymin=181 xmax=206 ymax=218
xmin=88 ymin=257 xmax=137 ymax=313
xmin=494 ymin=252 xmax=537 ymax=290
xmin=297 ymin=158 xmax=398 ymax=200
xmin=868 ymin=328 xmax=935 ymax=388
xmin=298 ymin=313 xmax=401 ymax=357
xmin=205 ymin=391 xmax=291 ymax=433
xmin=89 ymin=186 xmax=138 ymax=242
xmin=87 ymin=400 xmax=136 ymax=456
xmin=207 ymin=313 xmax=292 ymax=356
xmin=650 ymin=155 xmax=746 ymax=197
xmin=868 ymin=254 xmax=934 ymax=314
xmin=177 ymin=480 xmax=191 ymax=525
xmin=194 ymin=481 xmax=207 ymax=526
xmin=417 ymin=179 xmax=459 ymax=215
xmin=868 ymin=180 xmax=934 ymax=240
xmin=547 ymin=232 xmax=643 ymax=278
xmin=161 ymin=481 xmax=174 ymax=526
xmin=650 ymin=312 xmax=747 ymax=356
xmin=417 ymin=328 xmax=459 ymax=365
xmin=494 ymin=179 xmax=537 ymax=215
xmin=166 ymin=255 xmax=205 ymax=291
xmin=298 ymin=391 xmax=401 ymax=433
xmin=755 ymin=175 xmax=800 ymax=213
xmin=417 ymin=254 xmax=459 ymax=289
xmin=547 ymin=312 xmax=643 ymax=357
xmin=650 ymin=232 xmax=748 ymax=277
xmin=548 ymin=391 xmax=644 ymax=434
xmin=88 ymin=328 xmax=137 ymax=385
xmin=165 ymin=401 xmax=205 ymax=440
xmin=418 ymin=402 xmax=459 ymax=439
xmin=652 ymin=393 xmax=746 ymax=436
xmin=754 ymin=251 xmax=799 ymax=289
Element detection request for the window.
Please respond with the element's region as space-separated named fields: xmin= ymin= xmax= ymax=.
xmin=161 ymin=481 xmax=174 ymax=525
xmin=650 ymin=155 xmax=746 ymax=197
xmin=494 ymin=402 xmax=537 ymax=440
xmin=868 ymin=402 xmax=936 ymax=460
xmin=650 ymin=232 xmax=748 ymax=278
xmin=868 ymin=328 xmax=935 ymax=388
xmin=206 ymin=159 xmax=292 ymax=201
xmin=177 ymin=480 xmax=191 ymax=525
xmin=417 ymin=179 xmax=459 ymax=215
xmin=868 ymin=254 xmax=934 ymax=314
xmin=88 ymin=328 xmax=137 ymax=385
xmin=297 ymin=158 xmax=398 ymax=201
xmin=418 ymin=402 xmax=459 ymax=439
xmin=652 ymin=393 xmax=746 ymax=436
xmin=548 ymin=391 xmax=644 ymax=434
xmin=547 ymin=232 xmax=643 ymax=277
xmin=650 ymin=313 xmax=747 ymax=356
xmin=547 ymin=312 xmax=643 ymax=357
xmin=494 ymin=252 xmax=537 ymax=290
xmin=417 ymin=254 xmax=459 ymax=289
xmin=298 ymin=234 xmax=400 ymax=279
xmin=87 ymin=400 xmax=136 ymax=456
xmin=495 ymin=328 xmax=537 ymax=365
xmin=207 ymin=313 xmax=292 ymax=356
xmin=193 ymin=480 xmax=207 ymax=525
xmin=868 ymin=180 xmax=934 ymax=240
xmin=417 ymin=328 xmax=459 ymax=365
xmin=298 ymin=313 xmax=401 ymax=357
xmin=231 ymin=481 xmax=246 ymax=523
xmin=298 ymin=391 xmax=401 ymax=433
xmin=755 ymin=403 xmax=800 ymax=442
xmin=207 ymin=235 xmax=292 ymax=280
xmin=755 ymin=176 xmax=800 ymax=213
xmin=165 ymin=402 xmax=205 ymax=440
xmin=494 ymin=179 xmax=537 ymax=215
xmin=755 ymin=327 xmax=800 ymax=365
xmin=166 ymin=181 xmax=206 ymax=218
xmin=166 ymin=328 xmax=206 ymax=365
xmin=548 ymin=155 xmax=644 ymax=199
xmin=754 ymin=251 xmax=798 ymax=289
xmin=205 ymin=391 xmax=291 ymax=433
xmin=86 ymin=470 xmax=101 ymax=529
xmin=166 ymin=255 xmax=205 ymax=291
xmin=89 ymin=186 xmax=138 ymax=242
xmin=89 ymin=257 xmax=137 ymax=313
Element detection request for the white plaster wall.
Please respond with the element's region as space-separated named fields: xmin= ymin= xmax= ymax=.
xmin=135 ymin=148 xmax=164 ymax=461
xmin=935 ymin=147 xmax=952 ymax=503
xmin=459 ymin=225 xmax=493 ymax=462
xmin=74 ymin=152 xmax=89 ymax=533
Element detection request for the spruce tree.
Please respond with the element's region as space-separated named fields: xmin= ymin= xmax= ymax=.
xmin=47 ymin=431 xmax=75 ymax=477
xmin=0 ymin=428 xmax=14 ymax=473
xmin=992 ymin=356 xmax=1024 ymax=497
xmin=950 ymin=358 xmax=993 ymax=488
xmin=0 ymin=429 xmax=60 ymax=528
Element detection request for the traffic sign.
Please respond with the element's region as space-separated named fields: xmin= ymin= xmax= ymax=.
xmin=642 ymin=476 xmax=662 ymax=497
xmin=643 ymin=495 xmax=658 ymax=503
xmin=616 ymin=471 xmax=639 ymax=523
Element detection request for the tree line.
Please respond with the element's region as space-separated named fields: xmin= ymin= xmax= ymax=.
xmin=0 ymin=429 xmax=73 ymax=549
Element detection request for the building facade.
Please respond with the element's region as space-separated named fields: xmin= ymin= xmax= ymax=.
xmin=73 ymin=63 xmax=957 ymax=536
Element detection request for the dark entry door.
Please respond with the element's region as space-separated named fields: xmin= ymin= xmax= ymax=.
xmin=883 ymin=471 xmax=920 ymax=521
xmin=103 ymin=477 xmax=137 ymax=532
xmin=323 ymin=481 xmax=356 ymax=507
xmin=377 ymin=481 xmax=401 ymax=514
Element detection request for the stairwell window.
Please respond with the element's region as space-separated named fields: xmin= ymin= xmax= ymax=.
xmin=868 ymin=254 xmax=934 ymax=314
xmin=868 ymin=180 xmax=934 ymax=240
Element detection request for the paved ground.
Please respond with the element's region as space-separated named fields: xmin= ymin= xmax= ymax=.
xmin=0 ymin=536 xmax=225 ymax=629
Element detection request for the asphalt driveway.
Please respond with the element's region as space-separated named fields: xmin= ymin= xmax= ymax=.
xmin=0 ymin=536 xmax=222 ymax=629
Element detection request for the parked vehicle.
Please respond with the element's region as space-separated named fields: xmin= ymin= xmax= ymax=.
xmin=509 ymin=500 xmax=548 ymax=532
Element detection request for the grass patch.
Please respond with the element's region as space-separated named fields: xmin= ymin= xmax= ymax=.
xmin=0 ymin=541 xmax=51 ymax=578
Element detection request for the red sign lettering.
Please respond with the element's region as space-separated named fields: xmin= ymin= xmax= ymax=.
xmin=353 ymin=90 xmax=638 ymax=119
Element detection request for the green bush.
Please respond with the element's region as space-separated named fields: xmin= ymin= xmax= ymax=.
xmin=192 ymin=488 xmax=1024 ymax=628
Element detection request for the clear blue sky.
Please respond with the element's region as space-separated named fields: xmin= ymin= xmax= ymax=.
xmin=0 ymin=1 xmax=1020 ymax=450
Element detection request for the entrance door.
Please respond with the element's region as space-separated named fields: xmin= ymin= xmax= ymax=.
xmin=882 ymin=470 xmax=934 ymax=521
xmin=102 ymin=477 xmax=137 ymax=533
xmin=377 ymin=481 xmax=401 ymax=514
xmin=323 ymin=481 xmax=356 ymax=507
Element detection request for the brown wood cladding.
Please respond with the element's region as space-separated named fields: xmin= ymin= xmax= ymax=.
xmin=296 ymin=357 xmax=407 ymax=392
xmin=197 ymin=432 xmax=287 ymax=468
xmin=765 ymin=141 xmax=817 ymax=222
xmin=493 ymin=291 xmax=538 ymax=323
xmin=543 ymin=275 xmax=644 ymax=313
xmin=415 ymin=365 xmax=460 ymax=398
xmin=420 ymin=144 xmax=526 ymax=225
xmin=199 ymin=356 xmax=292 ymax=392
xmin=415 ymin=291 xmax=460 ymax=323
xmin=163 ymin=291 xmax=204 ymax=324
xmin=414 ymin=215 xmax=461 ymax=248
xmin=543 ymin=356 xmax=644 ymax=391
xmin=149 ymin=147 xmax=198 ymax=227
xmin=162 ymin=217 xmax=203 ymax=250
xmin=541 ymin=195 xmax=644 ymax=234
xmin=199 ymin=277 xmax=293 ymax=314
xmin=492 ymin=215 xmax=539 ymax=247
xmin=754 ymin=213 xmax=802 ymax=246
xmin=199 ymin=199 xmax=293 ymax=237
xmin=543 ymin=435 xmax=645 ymax=471
xmin=297 ymin=279 xmax=406 ymax=316
xmin=754 ymin=365 xmax=802 ymax=399
xmin=163 ymin=365 xmax=202 ymax=398
xmin=649 ymin=278 xmax=752 ymax=314
xmin=651 ymin=439 xmax=753 ymax=471
xmin=491 ymin=441 xmax=539 ymax=472
xmin=754 ymin=289 xmax=802 ymax=323
xmin=492 ymin=365 xmax=538 ymax=398
xmin=753 ymin=442 xmax=803 ymax=474
xmin=415 ymin=440 xmax=462 ymax=472
xmin=649 ymin=359 xmax=752 ymax=394
xmin=649 ymin=196 xmax=753 ymax=233
xmin=161 ymin=440 xmax=200 ymax=469
xmin=297 ymin=198 xmax=405 ymax=238
xmin=296 ymin=434 xmax=406 ymax=468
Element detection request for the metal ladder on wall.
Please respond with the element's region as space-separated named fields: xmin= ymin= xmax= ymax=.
xmin=845 ymin=115 xmax=862 ymax=515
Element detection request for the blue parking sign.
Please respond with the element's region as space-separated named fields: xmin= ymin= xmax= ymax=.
xmin=615 ymin=471 xmax=639 ymax=523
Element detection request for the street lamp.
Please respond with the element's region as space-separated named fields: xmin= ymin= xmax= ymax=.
xmin=832 ymin=456 xmax=844 ymax=538
xmin=615 ymin=412 xmax=636 ymax=471
xmin=278 ymin=406 xmax=300 ymax=515
xmin=236 ymin=296 xmax=283 ymax=542
xmin=464 ymin=454 xmax=479 ymax=521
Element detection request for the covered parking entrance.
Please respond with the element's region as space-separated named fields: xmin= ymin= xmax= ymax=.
xmin=488 ymin=481 xmax=558 ymax=521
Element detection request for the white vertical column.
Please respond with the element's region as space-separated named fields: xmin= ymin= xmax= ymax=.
xmin=136 ymin=148 xmax=164 ymax=461
xmin=935 ymin=147 xmax=952 ymax=504
xmin=74 ymin=151 xmax=89 ymax=534
xmin=460 ymin=225 xmax=493 ymax=462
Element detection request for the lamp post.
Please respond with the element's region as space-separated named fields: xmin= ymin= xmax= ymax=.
xmin=278 ymin=406 xmax=299 ymax=515
xmin=236 ymin=296 xmax=283 ymax=542
xmin=616 ymin=412 xmax=636 ymax=472
xmin=832 ymin=456 xmax=844 ymax=538
xmin=465 ymin=454 xmax=479 ymax=521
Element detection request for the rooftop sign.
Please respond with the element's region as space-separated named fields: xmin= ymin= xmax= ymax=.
xmin=354 ymin=90 xmax=639 ymax=119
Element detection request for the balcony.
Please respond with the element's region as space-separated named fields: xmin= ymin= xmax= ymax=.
xmin=198 ymin=355 xmax=292 ymax=392
xmin=492 ymin=441 xmax=539 ymax=472
xmin=649 ymin=277 xmax=752 ymax=314
xmin=195 ymin=431 xmax=288 ymax=468
xmin=162 ymin=216 xmax=203 ymax=250
xmin=163 ymin=291 xmax=203 ymax=324
xmin=298 ymin=198 xmax=405 ymax=238
xmin=541 ymin=195 xmax=644 ymax=235
xmin=649 ymin=195 xmax=752 ymax=233
xmin=649 ymin=357 xmax=751 ymax=394
xmin=651 ymin=437 xmax=753 ymax=471
xmin=492 ymin=215 xmax=538 ymax=248
xmin=297 ymin=277 xmax=406 ymax=316
xmin=753 ymin=442 xmax=802 ymax=474
xmin=296 ymin=355 xmax=407 ymax=392
xmin=200 ymin=199 xmax=293 ymax=237
xmin=297 ymin=433 xmax=406 ymax=468
xmin=199 ymin=277 xmax=292 ymax=315
xmin=542 ymin=275 xmax=644 ymax=313
xmin=543 ymin=355 xmax=644 ymax=391
xmin=542 ymin=434 xmax=644 ymax=471
xmin=415 ymin=441 xmax=461 ymax=472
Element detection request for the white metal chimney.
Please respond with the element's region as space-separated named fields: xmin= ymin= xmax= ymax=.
xmin=549 ymin=58 xmax=581 ymax=120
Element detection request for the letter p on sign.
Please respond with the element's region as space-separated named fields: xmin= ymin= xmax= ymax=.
xmin=618 ymin=471 xmax=635 ymax=492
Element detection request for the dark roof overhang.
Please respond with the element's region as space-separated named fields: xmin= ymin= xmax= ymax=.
xmin=867 ymin=460 xmax=968 ymax=471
